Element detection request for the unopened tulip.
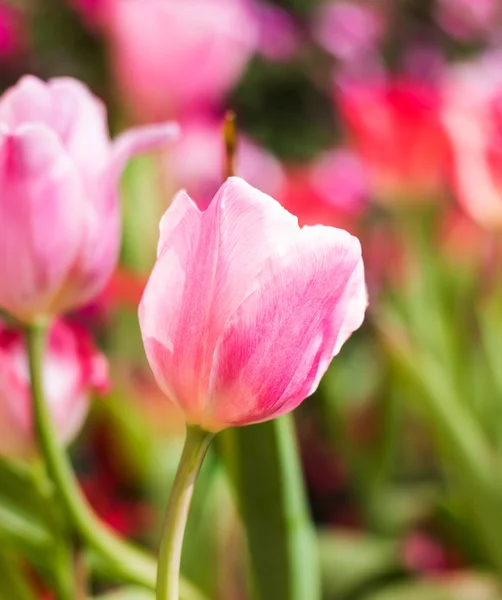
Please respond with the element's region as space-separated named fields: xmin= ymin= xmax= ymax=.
xmin=0 ymin=319 xmax=108 ymax=459
xmin=442 ymin=55 xmax=502 ymax=230
xmin=103 ymin=0 xmax=257 ymax=121
xmin=336 ymin=76 xmax=448 ymax=203
xmin=139 ymin=177 xmax=367 ymax=432
xmin=0 ymin=75 xmax=179 ymax=323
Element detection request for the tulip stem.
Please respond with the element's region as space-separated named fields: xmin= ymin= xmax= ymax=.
xmin=26 ymin=322 xmax=206 ymax=600
xmin=223 ymin=111 xmax=237 ymax=179
xmin=157 ymin=425 xmax=214 ymax=600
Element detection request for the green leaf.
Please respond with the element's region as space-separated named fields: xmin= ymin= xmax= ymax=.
xmin=0 ymin=552 xmax=37 ymax=600
xmin=221 ymin=415 xmax=321 ymax=600
xmin=94 ymin=588 xmax=154 ymax=600
xmin=318 ymin=529 xmax=401 ymax=599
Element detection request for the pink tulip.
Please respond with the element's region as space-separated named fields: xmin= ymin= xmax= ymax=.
xmin=336 ymin=76 xmax=448 ymax=203
xmin=0 ymin=319 xmax=108 ymax=459
xmin=139 ymin=177 xmax=367 ymax=432
xmin=442 ymin=55 xmax=502 ymax=230
xmin=162 ymin=117 xmax=284 ymax=208
xmin=102 ymin=0 xmax=257 ymax=122
xmin=0 ymin=75 xmax=179 ymax=323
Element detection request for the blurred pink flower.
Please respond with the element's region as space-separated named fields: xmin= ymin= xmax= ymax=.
xmin=435 ymin=0 xmax=501 ymax=42
xmin=402 ymin=532 xmax=450 ymax=574
xmin=336 ymin=76 xmax=448 ymax=203
xmin=277 ymin=150 xmax=368 ymax=229
xmin=0 ymin=75 xmax=179 ymax=323
xmin=162 ymin=117 xmax=284 ymax=208
xmin=102 ymin=0 xmax=257 ymax=122
xmin=251 ymin=2 xmax=300 ymax=62
xmin=0 ymin=2 xmax=26 ymax=60
xmin=442 ymin=54 xmax=502 ymax=229
xmin=139 ymin=177 xmax=367 ymax=432
xmin=310 ymin=149 xmax=369 ymax=215
xmin=0 ymin=319 xmax=108 ymax=459
xmin=313 ymin=1 xmax=384 ymax=62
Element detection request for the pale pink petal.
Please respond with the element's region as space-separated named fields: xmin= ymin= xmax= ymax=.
xmin=57 ymin=121 xmax=180 ymax=313
xmin=48 ymin=77 xmax=111 ymax=190
xmin=0 ymin=124 xmax=85 ymax=322
xmin=139 ymin=177 xmax=300 ymax=422
xmin=0 ymin=75 xmax=52 ymax=128
xmin=442 ymin=109 xmax=502 ymax=228
xmin=108 ymin=121 xmax=180 ymax=185
xmin=205 ymin=226 xmax=366 ymax=430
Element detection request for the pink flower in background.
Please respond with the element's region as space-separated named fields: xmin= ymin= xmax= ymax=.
xmin=336 ymin=76 xmax=448 ymax=203
xmin=251 ymin=2 xmax=300 ymax=62
xmin=162 ymin=117 xmax=284 ymax=208
xmin=310 ymin=149 xmax=369 ymax=216
xmin=0 ymin=75 xmax=179 ymax=323
xmin=442 ymin=54 xmax=502 ymax=229
xmin=435 ymin=0 xmax=501 ymax=42
xmin=313 ymin=1 xmax=385 ymax=63
xmin=278 ymin=149 xmax=368 ymax=229
xmin=0 ymin=2 xmax=26 ymax=60
xmin=139 ymin=177 xmax=366 ymax=432
xmin=103 ymin=0 xmax=257 ymax=122
xmin=0 ymin=320 xmax=108 ymax=459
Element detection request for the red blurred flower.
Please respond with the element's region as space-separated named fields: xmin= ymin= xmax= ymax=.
xmin=336 ymin=76 xmax=448 ymax=203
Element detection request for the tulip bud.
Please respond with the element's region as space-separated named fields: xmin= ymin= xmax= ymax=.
xmin=139 ymin=177 xmax=367 ymax=432
xmin=0 ymin=75 xmax=179 ymax=323
xmin=0 ymin=319 xmax=108 ymax=460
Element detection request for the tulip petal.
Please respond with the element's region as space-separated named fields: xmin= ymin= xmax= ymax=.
xmin=140 ymin=177 xmax=301 ymax=422
xmin=0 ymin=124 xmax=85 ymax=321
xmin=206 ymin=226 xmax=366 ymax=430
xmin=58 ymin=121 xmax=181 ymax=312
xmin=108 ymin=121 xmax=181 ymax=187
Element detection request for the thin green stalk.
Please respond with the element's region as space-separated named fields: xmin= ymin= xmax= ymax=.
xmin=156 ymin=426 xmax=214 ymax=600
xmin=26 ymin=322 xmax=205 ymax=600
xmin=221 ymin=415 xmax=321 ymax=600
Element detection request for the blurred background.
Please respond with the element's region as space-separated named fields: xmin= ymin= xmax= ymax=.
xmin=3 ymin=0 xmax=502 ymax=598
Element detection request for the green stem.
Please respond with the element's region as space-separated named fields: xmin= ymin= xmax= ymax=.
xmin=156 ymin=426 xmax=214 ymax=600
xmin=26 ymin=322 xmax=205 ymax=600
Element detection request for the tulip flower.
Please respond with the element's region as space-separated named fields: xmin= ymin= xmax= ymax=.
xmin=0 ymin=319 xmax=108 ymax=460
xmin=442 ymin=55 xmax=502 ymax=230
xmin=140 ymin=177 xmax=366 ymax=600
xmin=139 ymin=177 xmax=367 ymax=432
xmin=336 ymin=76 xmax=448 ymax=203
xmin=0 ymin=75 xmax=179 ymax=323
xmin=102 ymin=0 xmax=257 ymax=122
